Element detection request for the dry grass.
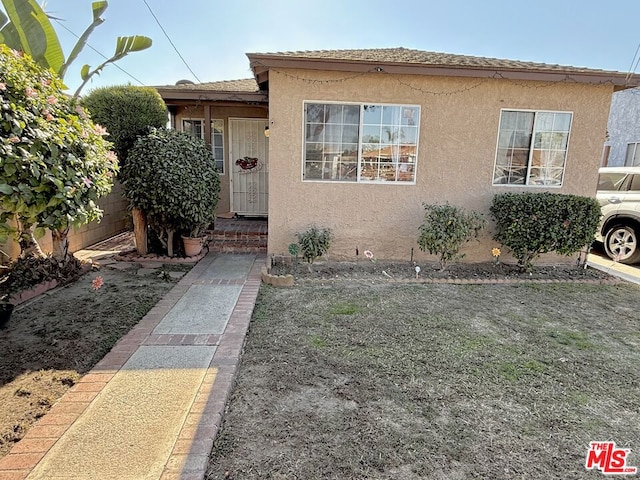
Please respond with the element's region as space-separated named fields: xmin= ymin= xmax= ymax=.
xmin=207 ymin=281 xmax=640 ymax=480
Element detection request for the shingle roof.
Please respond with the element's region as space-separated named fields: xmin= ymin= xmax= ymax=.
xmin=248 ymin=47 xmax=620 ymax=75
xmin=155 ymin=78 xmax=261 ymax=92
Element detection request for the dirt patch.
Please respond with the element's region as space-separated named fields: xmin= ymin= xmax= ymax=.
xmin=207 ymin=280 xmax=640 ymax=479
xmin=0 ymin=262 xmax=191 ymax=458
xmin=271 ymin=258 xmax=613 ymax=282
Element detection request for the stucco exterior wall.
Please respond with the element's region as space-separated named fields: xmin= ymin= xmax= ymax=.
xmin=174 ymin=105 xmax=267 ymax=214
xmin=606 ymin=89 xmax=640 ymax=166
xmin=267 ymin=69 xmax=613 ymax=263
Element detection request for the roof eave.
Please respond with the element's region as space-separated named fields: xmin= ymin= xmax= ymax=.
xmin=247 ymin=54 xmax=640 ymax=90
xmin=155 ymin=87 xmax=268 ymax=103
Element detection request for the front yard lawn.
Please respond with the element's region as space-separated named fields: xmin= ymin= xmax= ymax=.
xmin=207 ymin=281 xmax=640 ymax=479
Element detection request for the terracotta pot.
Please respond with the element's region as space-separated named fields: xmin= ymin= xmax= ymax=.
xmin=182 ymin=235 xmax=206 ymax=257
xmin=0 ymin=303 xmax=14 ymax=329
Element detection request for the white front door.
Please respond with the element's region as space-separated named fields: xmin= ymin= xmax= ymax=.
xmin=229 ymin=118 xmax=269 ymax=216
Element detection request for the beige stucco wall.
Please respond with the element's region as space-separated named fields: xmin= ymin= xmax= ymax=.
xmin=267 ymin=69 xmax=613 ymax=263
xmin=174 ymin=105 xmax=268 ymax=214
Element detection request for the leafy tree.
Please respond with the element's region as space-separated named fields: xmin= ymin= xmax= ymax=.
xmin=82 ymin=86 xmax=168 ymax=164
xmin=123 ymin=128 xmax=220 ymax=257
xmin=0 ymin=0 xmax=152 ymax=96
xmin=0 ymin=44 xmax=118 ymax=262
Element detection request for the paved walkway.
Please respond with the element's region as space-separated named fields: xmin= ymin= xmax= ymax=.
xmin=0 ymin=252 xmax=264 ymax=480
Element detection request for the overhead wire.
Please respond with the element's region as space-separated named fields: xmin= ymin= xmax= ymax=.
xmin=141 ymin=0 xmax=202 ymax=83
xmin=625 ymin=42 xmax=640 ymax=84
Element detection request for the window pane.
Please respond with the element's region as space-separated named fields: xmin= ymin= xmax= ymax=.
xmin=306 ymin=104 xmax=325 ymax=124
xmin=516 ymin=112 xmax=534 ymax=131
xmin=552 ymin=113 xmax=571 ymax=132
xmin=343 ymin=105 xmax=360 ymax=125
xmin=342 ymin=125 xmax=359 ymax=144
xmin=362 ymin=125 xmax=381 ymax=143
xmin=326 ymin=104 xmax=343 ymax=124
xmin=400 ymin=126 xmax=418 ymax=144
xmin=304 ymin=161 xmax=323 ymax=179
xmin=306 ymin=124 xmax=324 ymax=142
xmin=363 ymin=105 xmax=382 ymax=124
xmin=401 ymin=107 xmax=419 ymax=126
xmin=535 ymin=112 xmax=554 ymax=132
xmin=382 ymin=105 xmax=401 ymax=125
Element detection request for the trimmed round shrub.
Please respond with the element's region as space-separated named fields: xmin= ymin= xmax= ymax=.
xmin=82 ymin=85 xmax=168 ymax=164
xmin=490 ymin=192 xmax=601 ymax=271
xmin=122 ymin=128 xmax=220 ymax=247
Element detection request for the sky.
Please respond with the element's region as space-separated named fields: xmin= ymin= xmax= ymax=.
xmin=40 ymin=0 xmax=640 ymax=95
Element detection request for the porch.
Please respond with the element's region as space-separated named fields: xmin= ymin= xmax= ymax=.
xmin=208 ymin=216 xmax=268 ymax=253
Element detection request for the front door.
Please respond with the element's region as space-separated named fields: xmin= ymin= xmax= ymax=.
xmin=229 ymin=118 xmax=269 ymax=216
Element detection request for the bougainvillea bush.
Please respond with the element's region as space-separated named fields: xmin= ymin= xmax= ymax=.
xmin=0 ymin=45 xmax=118 ymax=262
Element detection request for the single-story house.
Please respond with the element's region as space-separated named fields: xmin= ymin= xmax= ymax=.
xmin=155 ymin=48 xmax=639 ymax=263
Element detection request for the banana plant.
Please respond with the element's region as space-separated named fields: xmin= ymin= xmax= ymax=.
xmin=0 ymin=0 xmax=152 ymax=97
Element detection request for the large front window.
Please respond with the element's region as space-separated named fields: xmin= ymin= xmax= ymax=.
xmin=493 ymin=110 xmax=572 ymax=186
xmin=182 ymin=119 xmax=225 ymax=174
xmin=303 ymin=102 xmax=420 ymax=183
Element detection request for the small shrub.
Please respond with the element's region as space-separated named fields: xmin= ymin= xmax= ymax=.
xmin=296 ymin=226 xmax=332 ymax=264
xmin=490 ymin=192 xmax=601 ymax=271
xmin=417 ymin=203 xmax=485 ymax=270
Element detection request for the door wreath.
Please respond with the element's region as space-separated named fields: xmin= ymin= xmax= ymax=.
xmin=235 ymin=156 xmax=259 ymax=170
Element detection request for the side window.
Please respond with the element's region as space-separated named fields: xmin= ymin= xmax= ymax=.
xmin=598 ymin=173 xmax=627 ymax=191
xmin=630 ymin=175 xmax=640 ymax=192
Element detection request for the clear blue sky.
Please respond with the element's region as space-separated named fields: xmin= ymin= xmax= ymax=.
xmin=43 ymin=0 xmax=640 ymax=94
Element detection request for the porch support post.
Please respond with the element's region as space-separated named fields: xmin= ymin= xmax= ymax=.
xmin=204 ymin=105 xmax=212 ymax=148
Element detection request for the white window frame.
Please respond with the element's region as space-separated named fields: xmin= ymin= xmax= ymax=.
xmin=302 ymin=101 xmax=420 ymax=184
xmin=625 ymin=142 xmax=640 ymax=166
xmin=181 ymin=118 xmax=226 ymax=175
xmin=492 ymin=109 xmax=573 ymax=187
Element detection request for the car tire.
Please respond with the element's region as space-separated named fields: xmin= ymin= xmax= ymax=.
xmin=604 ymin=225 xmax=640 ymax=264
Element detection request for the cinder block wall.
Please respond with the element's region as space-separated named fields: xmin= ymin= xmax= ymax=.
xmin=1 ymin=181 xmax=129 ymax=260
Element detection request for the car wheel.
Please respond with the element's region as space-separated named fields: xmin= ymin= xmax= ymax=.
xmin=604 ymin=225 xmax=640 ymax=264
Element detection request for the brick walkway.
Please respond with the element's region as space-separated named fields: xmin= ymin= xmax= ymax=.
xmin=0 ymin=253 xmax=264 ymax=480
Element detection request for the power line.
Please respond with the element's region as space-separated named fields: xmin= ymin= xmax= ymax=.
xmin=52 ymin=18 xmax=146 ymax=86
xmin=625 ymin=42 xmax=640 ymax=84
xmin=141 ymin=0 xmax=202 ymax=83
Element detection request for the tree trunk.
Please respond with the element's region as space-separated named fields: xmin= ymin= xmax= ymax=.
xmin=17 ymin=222 xmax=45 ymax=259
xmin=132 ymin=208 xmax=147 ymax=255
xmin=51 ymin=227 xmax=70 ymax=264
xmin=167 ymin=229 xmax=174 ymax=257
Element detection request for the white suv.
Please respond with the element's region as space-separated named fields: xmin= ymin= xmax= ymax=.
xmin=596 ymin=167 xmax=640 ymax=264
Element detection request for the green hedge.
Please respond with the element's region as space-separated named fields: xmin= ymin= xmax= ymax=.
xmin=490 ymin=192 xmax=601 ymax=271
xmin=82 ymin=85 xmax=168 ymax=164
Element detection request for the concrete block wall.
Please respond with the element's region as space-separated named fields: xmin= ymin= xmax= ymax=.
xmin=1 ymin=181 xmax=129 ymax=260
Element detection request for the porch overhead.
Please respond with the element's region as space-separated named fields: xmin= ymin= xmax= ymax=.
xmin=155 ymin=78 xmax=268 ymax=107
